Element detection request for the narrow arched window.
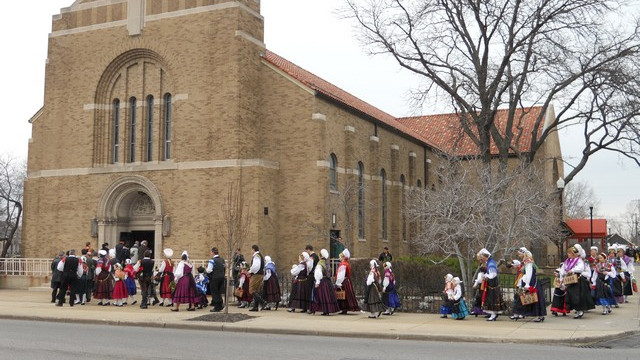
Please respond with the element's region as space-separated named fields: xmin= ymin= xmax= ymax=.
xmin=164 ymin=93 xmax=172 ymax=160
xmin=401 ymin=174 xmax=406 ymax=242
xmin=146 ymin=95 xmax=154 ymax=161
xmin=329 ymin=153 xmax=338 ymax=191
xmin=357 ymin=161 xmax=365 ymax=239
xmin=129 ymin=97 xmax=137 ymax=163
xmin=113 ymin=99 xmax=120 ymax=163
xmin=381 ymin=168 xmax=387 ymax=240
xmin=417 ymin=179 xmax=422 ymax=189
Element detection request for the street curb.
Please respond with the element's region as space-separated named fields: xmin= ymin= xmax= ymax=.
xmin=1 ymin=313 xmax=635 ymax=345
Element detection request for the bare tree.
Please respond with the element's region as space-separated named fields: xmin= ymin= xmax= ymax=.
xmin=345 ymin=0 xmax=640 ymax=181
xmin=407 ymin=158 xmax=562 ymax=292
xmin=0 ymin=155 xmax=25 ymax=258
xmin=216 ymin=181 xmax=252 ymax=315
xmin=563 ymin=181 xmax=601 ymax=219
xmin=609 ymin=199 xmax=640 ymax=242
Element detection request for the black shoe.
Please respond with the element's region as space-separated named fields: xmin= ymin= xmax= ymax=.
xmin=140 ymin=305 xmax=148 ymax=309
xmin=55 ymin=303 xmax=63 ymax=307
xmin=287 ymin=308 xmax=295 ymax=313
xmin=249 ymin=307 xmax=259 ymax=312
xmin=51 ymin=299 xmax=56 ymax=303
xmin=131 ymin=300 xmax=137 ymax=305
xmin=152 ymin=299 xmax=160 ymax=306
xmin=263 ymin=306 xmax=271 ymax=311
xmin=187 ymin=307 xmax=195 ymax=311
xmin=533 ymin=317 xmax=545 ymax=322
xmin=210 ymin=308 xmax=221 ymax=312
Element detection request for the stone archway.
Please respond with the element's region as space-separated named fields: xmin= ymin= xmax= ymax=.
xmin=96 ymin=175 xmax=165 ymax=257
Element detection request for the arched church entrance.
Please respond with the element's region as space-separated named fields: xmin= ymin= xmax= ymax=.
xmin=96 ymin=175 xmax=166 ymax=258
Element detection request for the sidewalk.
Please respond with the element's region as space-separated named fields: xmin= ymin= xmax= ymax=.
xmin=0 ymin=290 xmax=638 ymax=344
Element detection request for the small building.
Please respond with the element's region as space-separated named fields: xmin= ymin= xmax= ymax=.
xmin=565 ymin=218 xmax=608 ymax=251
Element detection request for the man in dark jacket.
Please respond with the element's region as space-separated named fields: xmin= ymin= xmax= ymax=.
xmin=50 ymin=251 xmax=64 ymax=303
xmin=207 ymin=247 xmax=226 ymax=312
xmin=56 ymin=249 xmax=83 ymax=307
xmin=134 ymin=250 xmax=154 ymax=309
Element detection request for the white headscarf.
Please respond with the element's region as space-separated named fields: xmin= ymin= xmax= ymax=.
xmin=477 ymin=248 xmax=491 ymax=258
xmin=342 ymin=249 xmax=350 ymax=259
xmin=320 ymin=249 xmax=329 ymax=259
xmin=445 ymin=273 xmax=453 ymax=282
xmin=369 ymin=259 xmax=378 ymax=269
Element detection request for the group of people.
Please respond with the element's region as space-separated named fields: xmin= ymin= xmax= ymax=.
xmin=440 ymin=248 xmax=506 ymax=321
xmin=282 ymin=245 xmax=400 ymax=318
xmin=51 ymin=240 xmax=635 ymax=321
xmin=439 ymin=243 xmax=636 ymax=323
xmin=550 ymin=243 xmax=635 ymax=318
xmin=50 ymin=240 xmax=230 ymax=312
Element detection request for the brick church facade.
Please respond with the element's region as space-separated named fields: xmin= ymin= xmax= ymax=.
xmin=23 ymin=0 xmax=563 ymax=264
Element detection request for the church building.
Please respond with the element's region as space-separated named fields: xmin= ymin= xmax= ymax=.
xmin=23 ymin=0 xmax=563 ymax=264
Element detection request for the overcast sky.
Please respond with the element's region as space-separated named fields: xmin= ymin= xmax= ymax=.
xmin=1 ymin=0 xmax=638 ymax=224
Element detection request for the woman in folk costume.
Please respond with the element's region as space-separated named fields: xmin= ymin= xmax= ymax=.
xmin=123 ymin=258 xmax=137 ymax=305
xmin=94 ymin=249 xmax=113 ymax=306
xmin=593 ymin=252 xmax=617 ymax=315
xmin=363 ymin=259 xmax=386 ymax=318
xmin=471 ymin=264 xmax=487 ymax=316
xmin=158 ymin=248 xmax=174 ymax=307
xmin=111 ymin=263 xmax=128 ymax=306
xmin=607 ymin=244 xmax=626 ymax=306
xmin=557 ymin=244 xmax=594 ymax=318
xmin=381 ymin=262 xmax=401 ymax=315
xmin=288 ymin=252 xmax=311 ymax=313
xmin=74 ymin=255 xmax=89 ymax=305
xmin=477 ymin=248 xmax=505 ymax=321
xmin=335 ymin=249 xmax=360 ymax=314
xmin=236 ymin=262 xmax=252 ymax=308
xmin=311 ymin=249 xmax=340 ymax=315
xmin=440 ymin=274 xmax=454 ymax=318
xmin=262 ymin=256 xmax=281 ymax=310
xmin=509 ymin=259 xmax=524 ymax=319
xmin=171 ymin=251 xmax=197 ymax=312
xmin=450 ymin=277 xmax=470 ymax=320
xmin=616 ymin=245 xmax=635 ymax=303
xmin=511 ymin=248 xmax=547 ymax=322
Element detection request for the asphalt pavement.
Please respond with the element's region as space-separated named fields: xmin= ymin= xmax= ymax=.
xmin=0 ymin=290 xmax=638 ymax=344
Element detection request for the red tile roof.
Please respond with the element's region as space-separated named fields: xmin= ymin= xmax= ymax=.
xmin=262 ymin=51 xmax=438 ymax=148
xmin=565 ymin=219 xmax=608 ymax=237
xmin=397 ymin=108 xmax=546 ymax=156
xmin=262 ymin=50 xmax=545 ymax=156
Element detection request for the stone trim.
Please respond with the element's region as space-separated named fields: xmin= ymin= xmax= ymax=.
xmin=27 ymin=158 xmax=280 ymax=179
xmin=261 ymin=59 xmax=316 ymax=95
xmin=409 ymin=151 xmax=417 ymax=158
xmin=391 ymin=144 xmax=400 ymax=151
xmin=312 ymin=113 xmax=327 ymax=121
xmin=344 ymin=125 xmax=355 ymax=133
xmin=235 ymin=30 xmax=265 ymax=48
xmin=369 ymin=136 xmax=379 ymax=142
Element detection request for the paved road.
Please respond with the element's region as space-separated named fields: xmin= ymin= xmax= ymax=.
xmin=0 ymin=319 xmax=637 ymax=360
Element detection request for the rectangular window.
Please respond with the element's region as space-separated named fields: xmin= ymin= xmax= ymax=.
xmin=146 ymin=96 xmax=154 ymax=161
xmin=113 ymin=99 xmax=120 ymax=163
xmin=164 ymin=94 xmax=172 ymax=160
xmin=129 ymin=97 xmax=137 ymax=163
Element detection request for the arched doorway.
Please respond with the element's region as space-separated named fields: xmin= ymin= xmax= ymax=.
xmin=96 ymin=175 xmax=165 ymax=258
